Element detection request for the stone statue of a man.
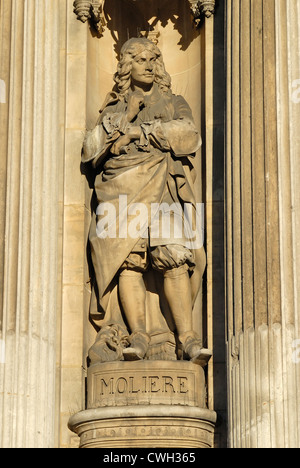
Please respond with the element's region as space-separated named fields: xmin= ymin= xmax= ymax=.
xmin=82 ymin=38 xmax=208 ymax=364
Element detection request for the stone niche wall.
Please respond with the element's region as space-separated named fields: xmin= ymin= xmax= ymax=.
xmin=81 ymin=0 xmax=227 ymax=449
xmin=84 ymin=0 xmax=204 ymax=358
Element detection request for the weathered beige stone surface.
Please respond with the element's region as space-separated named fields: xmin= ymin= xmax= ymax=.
xmin=0 ymin=0 xmax=227 ymax=447
xmin=0 ymin=0 xmax=298 ymax=449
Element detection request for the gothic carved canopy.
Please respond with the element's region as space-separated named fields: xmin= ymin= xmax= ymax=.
xmin=73 ymin=0 xmax=216 ymax=35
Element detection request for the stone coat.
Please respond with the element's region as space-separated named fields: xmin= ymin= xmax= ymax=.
xmin=82 ymin=84 xmax=205 ymax=333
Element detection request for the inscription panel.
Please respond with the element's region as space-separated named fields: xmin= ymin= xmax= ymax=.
xmin=87 ymin=361 xmax=206 ymax=408
xmin=80 ymin=423 xmax=213 ymax=448
xmin=74 ymin=411 xmax=216 ymax=448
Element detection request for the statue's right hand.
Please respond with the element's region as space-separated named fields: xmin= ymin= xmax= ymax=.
xmin=126 ymin=90 xmax=145 ymax=121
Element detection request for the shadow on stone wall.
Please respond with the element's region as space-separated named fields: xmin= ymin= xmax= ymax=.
xmin=212 ymin=0 xmax=227 ymax=448
xmin=92 ymin=0 xmax=200 ymax=57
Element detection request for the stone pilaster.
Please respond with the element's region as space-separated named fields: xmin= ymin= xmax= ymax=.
xmin=225 ymin=0 xmax=300 ymax=448
xmin=0 ymin=0 xmax=65 ymax=448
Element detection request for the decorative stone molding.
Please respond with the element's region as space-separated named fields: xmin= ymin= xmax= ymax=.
xmin=69 ymin=406 xmax=217 ymax=448
xmin=189 ymin=0 xmax=216 ymax=27
xmin=200 ymin=0 xmax=216 ymax=17
xmin=73 ymin=0 xmax=106 ymax=34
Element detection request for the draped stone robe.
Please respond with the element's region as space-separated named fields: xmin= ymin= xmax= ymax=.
xmin=82 ymin=84 xmax=205 ymax=347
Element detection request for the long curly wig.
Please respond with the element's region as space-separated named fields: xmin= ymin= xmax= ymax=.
xmin=114 ymin=38 xmax=172 ymax=97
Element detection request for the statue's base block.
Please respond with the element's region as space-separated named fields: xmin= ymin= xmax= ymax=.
xmin=87 ymin=360 xmax=207 ymax=408
xmin=68 ymin=361 xmax=217 ymax=448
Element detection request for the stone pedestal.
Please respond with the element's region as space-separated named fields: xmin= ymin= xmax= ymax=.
xmin=69 ymin=406 xmax=216 ymax=448
xmin=68 ymin=361 xmax=217 ymax=448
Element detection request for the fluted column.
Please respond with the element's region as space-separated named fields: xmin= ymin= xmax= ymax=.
xmin=226 ymin=0 xmax=300 ymax=448
xmin=275 ymin=0 xmax=300 ymax=447
xmin=0 ymin=0 xmax=65 ymax=448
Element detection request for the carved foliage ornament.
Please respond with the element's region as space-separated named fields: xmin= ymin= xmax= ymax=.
xmin=73 ymin=0 xmax=106 ymax=34
xmin=189 ymin=0 xmax=216 ymax=26
xmin=73 ymin=0 xmax=216 ymax=34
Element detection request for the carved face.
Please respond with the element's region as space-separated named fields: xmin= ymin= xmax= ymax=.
xmin=130 ymin=50 xmax=156 ymax=88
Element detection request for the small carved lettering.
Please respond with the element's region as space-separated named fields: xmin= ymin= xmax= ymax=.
xmin=149 ymin=375 xmax=160 ymax=393
xmin=162 ymin=376 xmax=176 ymax=393
xmin=178 ymin=376 xmax=189 ymax=393
xmin=115 ymin=377 xmax=127 ymax=394
xmin=129 ymin=376 xmax=140 ymax=394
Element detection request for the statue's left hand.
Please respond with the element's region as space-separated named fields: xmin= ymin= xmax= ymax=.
xmin=111 ymin=126 xmax=142 ymax=155
xmin=111 ymin=134 xmax=131 ymax=155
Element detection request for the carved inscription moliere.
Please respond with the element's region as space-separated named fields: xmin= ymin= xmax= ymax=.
xmin=88 ymin=361 xmax=206 ymax=409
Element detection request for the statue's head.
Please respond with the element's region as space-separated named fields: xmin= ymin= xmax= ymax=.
xmin=114 ymin=37 xmax=172 ymax=97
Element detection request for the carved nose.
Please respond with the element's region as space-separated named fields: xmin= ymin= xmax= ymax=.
xmin=145 ymin=62 xmax=153 ymax=71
